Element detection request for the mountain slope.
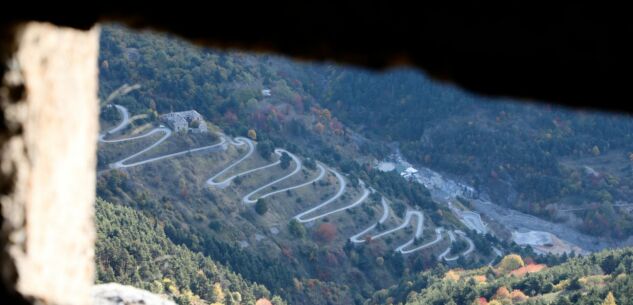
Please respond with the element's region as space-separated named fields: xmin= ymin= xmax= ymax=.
xmin=98 ymin=25 xmax=502 ymax=305
xmin=316 ymin=69 xmax=633 ymax=240
xmin=95 ymin=198 xmax=285 ymax=305
xmin=97 ymin=24 xmax=633 ymax=305
xmin=368 ymin=248 xmax=633 ymax=305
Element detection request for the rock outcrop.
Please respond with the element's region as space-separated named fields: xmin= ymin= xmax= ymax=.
xmin=93 ymin=284 xmax=176 ymax=305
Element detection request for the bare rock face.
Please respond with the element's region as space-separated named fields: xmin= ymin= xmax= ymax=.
xmin=93 ymin=284 xmax=176 ymax=305
xmin=1 ymin=22 xmax=99 ymax=305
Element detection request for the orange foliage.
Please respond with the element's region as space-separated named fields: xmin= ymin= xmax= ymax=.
xmin=510 ymin=264 xmax=546 ymax=277
xmin=444 ymin=270 xmax=461 ymax=282
xmin=473 ymin=275 xmax=487 ymax=284
xmin=510 ymin=289 xmax=529 ymax=302
xmin=493 ymin=286 xmax=510 ymax=300
xmin=315 ymin=223 xmax=337 ymax=242
xmin=314 ymin=122 xmax=325 ymax=134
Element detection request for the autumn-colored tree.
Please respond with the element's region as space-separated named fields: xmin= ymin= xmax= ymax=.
xmin=248 ymin=129 xmax=257 ymax=140
xmin=592 ymin=145 xmax=601 ymax=156
xmin=314 ymin=122 xmax=325 ymax=134
xmin=509 ymin=263 xmax=547 ymax=277
xmin=493 ymin=286 xmax=510 ymax=300
xmin=510 ymin=289 xmax=529 ymax=302
xmin=444 ymin=270 xmax=460 ymax=282
xmin=178 ymin=178 xmax=188 ymax=198
xmin=602 ymin=292 xmax=617 ymax=305
xmin=497 ymin=254 xmax=525 ymax=273
xmin=472 ymin=275 xmax=487 ymax=284
xmin=314 ymin=223 xmax=337 ymax=242
xmin=211 ymin=282 xmax=225 ymax=303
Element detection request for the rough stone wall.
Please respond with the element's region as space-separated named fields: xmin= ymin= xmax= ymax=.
xmin=1 ymin=22 xmax=99 ymax=305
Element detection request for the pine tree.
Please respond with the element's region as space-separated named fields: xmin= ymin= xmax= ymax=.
xmin=280 ymin=152 xmax=292 ymax=169
xmin=288 ymin=219 xmax=306 ymax=238
xmin=255 ymin=198 xmax=268 ymax=215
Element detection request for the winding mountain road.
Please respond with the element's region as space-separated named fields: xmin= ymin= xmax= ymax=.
xmin=292 ymin=168 xmax=347 ymax=222
xmin=241 ymin=150 xmax=303 ymax=204
xmin=370 ymin=210 xmax=424 ymax=241
xmin=349 ymin=197 xmax=391 ymax=243
xmin=295 ymin=178 xmax=369 ymax=223
xmin=459 ymin=211 xmax=487 ymax=234
xmin=115 ymin=136 xmax=227 ymax=169
xmin=438 ymin=230 xmax=475 ymax=261
xmin=455 ymin=230 xmax=475 ymax=256
xmin=351 ymin=207 xmax=433 ymax=254
xmin=379 ymin=197 xmax=390 ymax=223
xmin=206 ymin=137 xmax=255 ymax=188
xmin=99 ymin=104 xmax=467 ymax=258
xmin=107 ymin=128 xmax=171 ymax=168
xmin=99 ymin=104 xmax=130 ymax=141
xmin=398 ymin=227 xmax=445 ymax=254
xmin=243 ymin=163 xmax=326 ymax=204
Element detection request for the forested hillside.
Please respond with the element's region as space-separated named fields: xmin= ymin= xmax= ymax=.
xmin=98 ymin=25 xmax=459 ymax=305
xmin=95 ymin=198 xmax=285 ymax=305
xmin=96 ymin=24 xmax=633 ymax=305
xmin=100 ymin=24 xmax=633 ymax=240
xmin=368 ymin=248 xmax=633 ymax=305
xmin=315 ymin=68 xmax=633 ymax=239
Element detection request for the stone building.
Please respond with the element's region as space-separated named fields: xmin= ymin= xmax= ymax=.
xmin=159 ymin=110 xmax=208 ymax=133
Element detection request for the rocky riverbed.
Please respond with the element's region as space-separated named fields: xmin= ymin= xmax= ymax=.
xmin=377 ymin=149 xmax=616 ymax=254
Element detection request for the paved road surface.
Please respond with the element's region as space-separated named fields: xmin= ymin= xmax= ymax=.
xmin=398 ymin=227 xmax=445 ymax=254
xmin=99 ymin=105 xmax=464 ymax=257
xmin=99 ymin=104 xmax=130 ymax=141
xmin=243 ymin=163 xmax=326 ymax=204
